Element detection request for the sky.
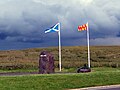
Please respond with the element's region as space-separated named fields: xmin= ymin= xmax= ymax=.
xmin=0 ymin=0 xmax=120 ymax=50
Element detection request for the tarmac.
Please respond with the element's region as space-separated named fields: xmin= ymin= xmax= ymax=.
xmin=0 ymin=72 xmax=39 ymax=76
xmin=70 ymin=85 xmax=120 ymax=90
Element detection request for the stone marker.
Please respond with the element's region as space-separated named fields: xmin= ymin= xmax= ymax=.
xmin=39 ymin=51 xmax=54 ymax=74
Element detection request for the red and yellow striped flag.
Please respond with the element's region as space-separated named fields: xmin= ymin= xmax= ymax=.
xmin=78 ymin=23 xmax=88 ymax=31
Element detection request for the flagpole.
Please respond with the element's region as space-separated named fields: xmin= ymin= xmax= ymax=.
xmin=86 ymin=22 xmax=90 ymax=68
xmin=58 ymin=23 xmax=62 ymax=71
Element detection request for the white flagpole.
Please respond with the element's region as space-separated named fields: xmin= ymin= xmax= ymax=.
xmin=86 ymin=22 xmax=90 ymax=68
xmin=58 ymin=23 xmax=62 ymax=71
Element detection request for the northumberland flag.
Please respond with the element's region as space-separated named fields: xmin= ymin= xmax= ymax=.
xmin=45 ymin=23 xmax=60 ymax=33
xmin=78 ymin=22 xmax=91 ymax=68
xmin=78 ymin=23 xmax=88 ymax=31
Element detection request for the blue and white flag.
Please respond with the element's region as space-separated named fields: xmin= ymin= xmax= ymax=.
xmin=45 ymin=22 xmax=62 ymax=71
xmin=45 ymin=23 xmax=60 ymax=33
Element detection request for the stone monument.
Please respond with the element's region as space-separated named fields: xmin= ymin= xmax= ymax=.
xmin=39 ymin=51 xmax=54 ymax=74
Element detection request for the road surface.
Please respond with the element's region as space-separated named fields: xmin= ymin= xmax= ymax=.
xmin=70 ymin=85 xmax=120 ymax=90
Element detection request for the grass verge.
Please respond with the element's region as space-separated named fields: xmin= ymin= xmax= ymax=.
xmin=0 ymin=67 xmax=120 ymax=90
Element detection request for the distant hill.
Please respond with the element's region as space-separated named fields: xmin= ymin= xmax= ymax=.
xmin=0 ymin=46 xmax=120 ymax=70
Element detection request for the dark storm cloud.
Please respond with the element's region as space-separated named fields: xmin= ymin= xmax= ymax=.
xmin=17 ymin=38 xmax=43 ymax=43
xmin=117 ymin=32 xmax=120 ymax=37
xmin=0 ymin=32 xmax=7 ymax=40
xmin=0 ymin=30 xmax=21 ymax=40
xmin=0 ymin=0 xmax=120 ymax=50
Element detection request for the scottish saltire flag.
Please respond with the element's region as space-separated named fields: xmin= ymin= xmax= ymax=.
xmin=45 ymin=23 xmax=60 ymax=33
xmin=78 ymin=23 xmax=88 ymax=31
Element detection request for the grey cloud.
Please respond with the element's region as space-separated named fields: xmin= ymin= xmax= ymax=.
xmin=0 ymin=0 xmax=120 ymax=50
xmin=91 ymin=37 xmax=120 ymax=45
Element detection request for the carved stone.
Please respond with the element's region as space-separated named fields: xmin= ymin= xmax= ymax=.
xmin=39 ymin=51 xmax=54 ymax=74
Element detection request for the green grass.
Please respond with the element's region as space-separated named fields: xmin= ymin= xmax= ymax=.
xmin=0 ymin=68 xmax=120 ymax=90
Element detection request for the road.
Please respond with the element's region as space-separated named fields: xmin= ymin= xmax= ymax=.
xmin=70 ymin=85 xmax=120 ymax=90
xmin=102 ymin=87 xmax=120 ymax=90
xmin=0 ymin=72 xmax=39 ymax=76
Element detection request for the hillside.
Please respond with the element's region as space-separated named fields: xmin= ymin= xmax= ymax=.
xmin=0 ymin=46 xmax=120 ymax=70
